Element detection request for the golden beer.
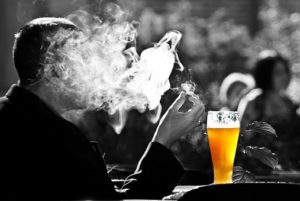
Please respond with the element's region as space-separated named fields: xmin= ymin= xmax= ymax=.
xmin=207 ymin=111 xmax=240 ymax=184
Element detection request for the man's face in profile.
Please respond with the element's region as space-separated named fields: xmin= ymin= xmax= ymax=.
xmin=40 ymin=19 xmax=135 ymax=111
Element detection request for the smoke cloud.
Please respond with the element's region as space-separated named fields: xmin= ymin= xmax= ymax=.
xmin=42 ymin=3 xmax=185 ymax=133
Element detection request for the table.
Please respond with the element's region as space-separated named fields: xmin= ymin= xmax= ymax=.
xmin=256 ymin=170 xmax=300 ymax=183
xmin=177 ymin=182 xmax=300 ymax=201
xmin=108 ymin=167 xmax=300 ymax=200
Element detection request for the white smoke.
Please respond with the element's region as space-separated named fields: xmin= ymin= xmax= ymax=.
xmin=42 ymin=4 xmax=184 ymax=134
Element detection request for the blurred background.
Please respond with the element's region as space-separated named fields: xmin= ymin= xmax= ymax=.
xmin=1 ymin=0 xmax=300 ymax=182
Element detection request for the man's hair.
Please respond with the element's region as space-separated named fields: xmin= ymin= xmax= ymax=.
xmin=13 ymin=17 xmax=78 ymax=86
xmin=253 ymin=50 xmax=291 ymax=91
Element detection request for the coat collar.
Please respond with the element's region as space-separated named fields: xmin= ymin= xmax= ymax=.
xmin=5 ymin=84 xmax=62 ymax=120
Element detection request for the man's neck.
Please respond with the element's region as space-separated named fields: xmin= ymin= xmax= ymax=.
xmin=24 ymin=84 xmax=68 ymax=115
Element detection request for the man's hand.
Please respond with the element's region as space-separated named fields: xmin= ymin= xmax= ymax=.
xmin=152 ymin=92 xmax=205 ymax=149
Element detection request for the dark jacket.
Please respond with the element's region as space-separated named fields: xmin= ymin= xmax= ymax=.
xmin=0 ymin=85 xmax=184 ymax=200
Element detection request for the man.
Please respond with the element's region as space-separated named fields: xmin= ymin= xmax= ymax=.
xmin=0 ymin=17 xmax=205 ymax=200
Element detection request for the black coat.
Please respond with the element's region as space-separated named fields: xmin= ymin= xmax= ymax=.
xmin=0 ymin=85 xmax=184 ymax=200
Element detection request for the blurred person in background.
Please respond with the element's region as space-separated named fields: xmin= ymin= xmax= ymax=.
xmin=0 ymin=17 xmax=205 ymax=200
xmin=219 ymin=72 xmax=255 ymax=111
xmin=238 ymin=50 xmax=300 ymax=171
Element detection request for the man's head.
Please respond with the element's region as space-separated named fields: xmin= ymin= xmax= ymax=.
xmin=13 ymin=17 xmax=79 ymax=86
xmin=12 ymin=14 xmax=171 ymax=124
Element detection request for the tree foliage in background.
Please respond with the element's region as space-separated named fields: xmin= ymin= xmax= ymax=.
xmin=137 ymin=1 xmax=252 ymax=110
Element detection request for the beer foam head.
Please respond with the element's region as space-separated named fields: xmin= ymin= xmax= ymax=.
xmin=207 ymin=111 xmax=240 ymax=128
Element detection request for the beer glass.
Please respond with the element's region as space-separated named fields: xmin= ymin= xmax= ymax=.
xmin=207 ymin=111 xmax=240 ymax=184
